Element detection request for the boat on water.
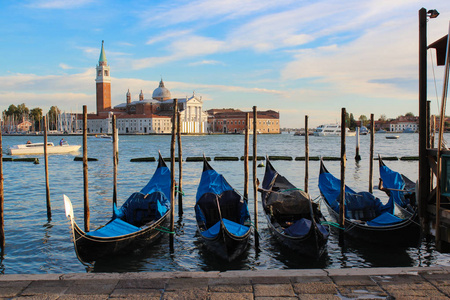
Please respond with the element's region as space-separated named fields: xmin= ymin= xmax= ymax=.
xmin=386 ymin=135 xmax=399 ymax=139
xmin=259 ymin=157 xmax=329 ymax=258
xmin=7 ymin=141 xmax=81 ymax=155
xmin=360 ymin=126 xmax=369 ymax=135
xmin=403 ymin=127 xmax=415 ymax=133
xmin=89 ymin=134 xmax=113 ymax=141
xmin=63 ymin=153 xmax=171 ymax=265
xmin=378 ymin=156 xmax=417 ymax=218
xmin=376 ymin=129 xmax=387 ymax=133
xmin=313 ymin=124 xmax=356 ymax=137
xmin=318 ymin=159 xmax=421 ymax=246
xmin=195 ymin=156 xmax=252 ymax=261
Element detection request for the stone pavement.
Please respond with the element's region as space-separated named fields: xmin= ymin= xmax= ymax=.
xmin=0 ymin=266 xmax=449 ymax=299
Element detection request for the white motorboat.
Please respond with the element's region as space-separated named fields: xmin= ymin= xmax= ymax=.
xmin=89 ymin=134 xmax=113 ymax=142
xmin=7 ymin=142 xmax=81 ymax=155
xmin=313 ymin=124 xmax=356 ymax=137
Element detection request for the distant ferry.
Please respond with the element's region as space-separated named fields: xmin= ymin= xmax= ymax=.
xmin=360 ymin=126 xmax=369 ymax=135
xmin=313 ymin=124 xmax=356 ymax=137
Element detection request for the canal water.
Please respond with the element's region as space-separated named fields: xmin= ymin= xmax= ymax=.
xmin=0 ymin=133 xmax=449 ymax=274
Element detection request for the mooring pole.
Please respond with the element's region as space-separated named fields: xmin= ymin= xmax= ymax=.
xmin=244 ymin=113 xmax=249 ymax=201
xmin=418 ymin=7 xmax=430 ymax=229
xmin=177 ymin=111 xmax=183 ymax=216
xmin=355 ymin=127 xmax=361 ymax=161
xmin=369 ymin=114 xmax=374 ymax=194
xmin=112 ymin=115 xmax=118 ymax=207
xmin=82 ymin=106 xmax=89 ymax=232
xmin=0 ymin=128 xmax=4 ymax=250
xmin=304 ymin=115 xmax=309 ymax=193
xmin=170 ymin=99 xmax=178 ymax=249
xmin=339 ymin=108 xmax=346 ymax=229
xmin=43 ymin=115 xmax=51 ymax=220
xmin=253 ymin=106 xmax=259 ymax=246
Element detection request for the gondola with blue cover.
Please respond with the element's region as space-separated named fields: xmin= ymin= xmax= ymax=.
xmin=379 ymin=155 xmax=417 ymax=217
xmin=63 ymin=153 xmax=171 ymax=265
xmin=260 ymin=157 xmax=329 ymax=258
xmin=318 ymin=159 xmax=420 ymax=246
xmin=195 ymin=156 xmax=251 ymax=261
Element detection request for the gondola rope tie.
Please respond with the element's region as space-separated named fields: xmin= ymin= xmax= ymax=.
xmin=176 ymin=189 xmax=185 ymax=196
xmin=155 ymin=225 xmax=175 ymax=234
xmin=320 ymin=221 xmax=344 ymax=230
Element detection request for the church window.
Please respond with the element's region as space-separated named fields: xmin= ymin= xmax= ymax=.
xmin=104 ymin=70 xmax=109 ymax=76
xmin=98 ymin=70 xmax=102 ymax=76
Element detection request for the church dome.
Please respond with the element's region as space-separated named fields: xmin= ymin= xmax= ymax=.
xmin=152 ymin=79 xmax=171 ymax=101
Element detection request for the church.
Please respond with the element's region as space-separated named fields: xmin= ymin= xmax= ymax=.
xmin=84 ymin=41 xmax=208 ymax=134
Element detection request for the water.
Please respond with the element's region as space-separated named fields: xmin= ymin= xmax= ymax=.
xmin=0 ymin=133 xmax=448 ymax=274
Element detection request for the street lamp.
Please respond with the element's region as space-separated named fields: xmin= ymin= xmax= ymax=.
xmin=427 ymin=9 xmax=439 ymax=19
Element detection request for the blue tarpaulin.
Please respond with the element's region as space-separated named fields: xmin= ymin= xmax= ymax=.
xmin=201 ymin=218 xmax=250 ymax=239
xmin=86 ymin=218 xmax=140 ymax=238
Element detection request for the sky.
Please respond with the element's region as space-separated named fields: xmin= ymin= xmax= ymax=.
xmin=0 ymin=0 xmax=449 ymax=128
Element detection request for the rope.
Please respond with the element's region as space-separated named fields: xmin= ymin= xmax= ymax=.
xmin=155 ymin=225 xmax=175 ymax=234
xmin=176 ymin=189 xmax=185 ymax=196
xmin=320 ymin=221 xmax=344 ymax=230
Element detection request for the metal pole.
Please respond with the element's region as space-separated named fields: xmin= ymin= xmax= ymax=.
xmin=43 ymin=115 xmax=51 ymax=220
xmin=244 ymin=113 xmax=249 ymax=201
xmin=112 ymin=115 xmax=118 ymax=206
xmin=170 ymin=99 xmax=178 ymax=249
xmin=369 ymin=114 xmax=374 ymax=193
xmin=253 ymin=106 xmax=259 ymax=246
xmin=83 ymin=106 xmax=89 ymax=232
xmin=177 ymin=111 xmax=183 ymax=216
xmin=339 ymin=108 xmax=346 ymax=228
xmin=304 ymin=115 xmax=309 ymax=193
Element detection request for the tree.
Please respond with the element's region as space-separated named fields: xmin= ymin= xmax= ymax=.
xmin=405 ymin=112 xmax=414 ymax=117
xmin=349 ymin=113 xmax=357 ymax=130
xmin=47 ymin=106 xmax=61 ymax=131
xmin=359 ymin=115 xmax=368 ymax=126
xmin=30 ymin=107 xmax=43 ymax=131
xmin=378 ymin=114 xmax=387 ymax=122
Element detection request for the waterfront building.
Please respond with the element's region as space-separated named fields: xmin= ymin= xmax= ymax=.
xmin=389 ymin=116 xmax=419 ymax=132
xmin=207 ymin=109 xmax=280 ymax=134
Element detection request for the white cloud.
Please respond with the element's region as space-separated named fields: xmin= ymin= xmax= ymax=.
xmin=26 ymin=0 xmax=93 ymax=9
xmin=188 ymin=60 xmax=225 ymax=66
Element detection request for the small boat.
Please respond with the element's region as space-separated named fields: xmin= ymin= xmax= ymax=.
xmin=7 ymin=141 xmax=81 ymax=155
xmin=259 ymin=157 xmax=329 ymax=258
xmin=318 ymin=160 xmax=420 ymax=246
xmin=378 ymin=156 xmax=417 ymax=217
xmin=89 ymin=134 xmax=113 ymax=141
xmin=313 ymin=124 xmax=356 ymax=137
xmin=386 ymin=135 xmax=399 ymax=139
xmin=376 ymin=129 xmax=387 ymax=134
xmin=195 ymin=156 xmax=252 ymax=261
xmin=63 ymin=153 xmax=171 ymax=265
xmin=403 ymin=127 xmax=415 ymax=133
xmin=360 ymin=126 xmax=369 ymax=135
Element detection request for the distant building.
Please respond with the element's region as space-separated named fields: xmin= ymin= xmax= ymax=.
xmin=389 ymin=116 xmax=419 ymax=132
xmin=207 ymin=109 xmax=280 ymax=134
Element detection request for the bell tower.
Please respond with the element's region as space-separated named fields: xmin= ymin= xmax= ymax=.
xmin=95 ymin=40 xmax=111 ymax=115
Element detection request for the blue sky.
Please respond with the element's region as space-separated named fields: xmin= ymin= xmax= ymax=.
xmin=0 ymin=0 xmax=449 ymax=128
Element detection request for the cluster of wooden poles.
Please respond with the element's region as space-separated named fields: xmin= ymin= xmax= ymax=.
xmin=0 ymin=104 xmax=378 ymax=252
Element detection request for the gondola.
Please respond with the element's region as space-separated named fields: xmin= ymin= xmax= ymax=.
xmin=378 ymin=155 xmax=417 ymax=217
xmin=194 ymin=156 xmax=251 ymax=261
xmin=318 ymin=159 xmax=420 ymax=246
xmin=63 ymin=153 xmax=171 ymax=265
xmin=259 ymin=157 xmax=329 ymax=258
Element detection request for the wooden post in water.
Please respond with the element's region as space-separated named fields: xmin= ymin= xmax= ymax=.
xmin=82 ymin=106 xmax=90 ymax=232
xmin=339 ymin=108 xmax=346 ymax=229
xmin=43 ymin=115 xmax=51 ymax=220
xmin=112 ymin=115 xmax=118 ymax=206
xmin=253 ymin=106 xmax=259 ymax=246
xmin=244 ymin=113 xmax=249 ymax=201
xmin=170 ymin=99 xmax=178 ymax=249
xmin=177 ymin=111 xmax=183 ymax=216
xmin=369 ymin=114 xmax=374 ymax=194
xmin=355 ymin=127 xmax=361 ymax=161
xmin=0 ymin=128 xmax=4 ymax=250
xmin=304 ymin=115 xmax=309 ymax=193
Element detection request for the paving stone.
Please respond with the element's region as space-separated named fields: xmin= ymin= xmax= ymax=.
xmin=63 ymin=282 xmax=117 ymax=295
xmin=210 ymin=292 xmax=253 ymax=300
xmin=0 ymin=280 xmax=31 ymax=298
xmin=21 ymin=285 xmax=68 ymax=296
xmin=332 ymin=275 xmax=376 ymax=286
xmin=378 ymin=282 xmax=437 ymax=291
xmin=209 ymin=284 xmax=253 ymax=293
xmin=252 ymin=276 xmax=292 ymax=284
xmin=110 ymin=288 xmax=162 ymax=298
xmin=162 ymin=289 xmax=208 ymax=300
xmin=165 ymin=278 xmax=209 ymax=290
xmin=253 ymin=284 xmax=295 ymax=297
xmin=298 ymin=295 xmax=341 ymax=300
xmin=115 ymin=278 xmax=167 ymax=289
xmin=293 ymin=282 xmax=337 ymax=294
xmin=338 ymin=285 xmax=388 ymax=298
xmin=209 ymin=277 xmax=252 ymax=285
xmin=57 ymin=295 xmax=109 ymax=300
xmin=290 ymin=276 xmax=332 ymax=284
xmin=255 ymin=297 xmax=298 ymax=300
xmin=10 ymin=296 xmax=59 ymax=300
